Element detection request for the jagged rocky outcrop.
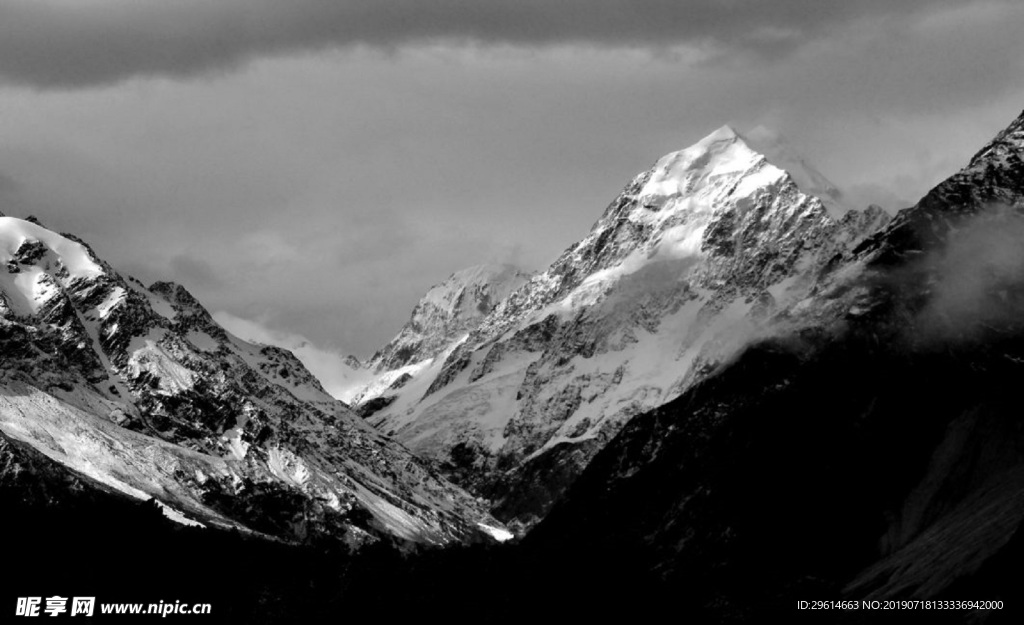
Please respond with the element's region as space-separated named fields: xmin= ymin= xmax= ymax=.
xmin=0 ymin=216 xmax=508 ymax=546
xmin=356 ymin=126 xmax=890 ymax=526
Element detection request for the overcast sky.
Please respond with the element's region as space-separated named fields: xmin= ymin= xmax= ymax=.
xmin=1 ymin=0 xmax=1023 ymax=362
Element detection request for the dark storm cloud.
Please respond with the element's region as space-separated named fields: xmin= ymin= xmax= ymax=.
xmin=0 ymin=0 xmax=967 ymax=88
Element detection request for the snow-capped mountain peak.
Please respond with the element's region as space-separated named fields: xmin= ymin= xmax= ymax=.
xmin=470 ymin=124 xmax=864 ymax=331
xmin=637 ymin=124 xmax=767 ymax=201
xmin=0 ymin=217 xmax=106 ymax=316
xmin=636 ymin=125 xmax=848 ymax=219
xmin=356 ymin=124 xmax=890 ymax=527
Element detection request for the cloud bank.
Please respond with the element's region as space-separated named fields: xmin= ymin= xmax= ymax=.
xmin=0 ymin=0 xmax=967 ymax=88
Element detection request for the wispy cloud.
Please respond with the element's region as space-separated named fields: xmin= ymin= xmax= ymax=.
xmin=915 ymin=204 xmax=1024 ymax=340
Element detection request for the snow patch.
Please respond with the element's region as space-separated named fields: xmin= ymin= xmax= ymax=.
xmin=267 ymin=447 xmax=311 ymax=486
xmin=221 ymin=427 xmax=249 ymax=461
xmin=477 ymin=523 xmax=514 ymax=542
xmin=95 ymin=287 xmax=126 ymax=318
xmin=126 ymin=329 xmax=196 ymax=394
xmin=155 ymin=501 xmax=206 ymax=528
xmin=0 ymin=216 xmax=104 ymax=279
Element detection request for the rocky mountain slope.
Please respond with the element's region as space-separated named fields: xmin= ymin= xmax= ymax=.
xmin=369 ymin=264 xmax=532 ymax=373
xmin=355 ymin=126 xmax=890 ymax=526
xmin=351 ymin=263 xmax=531 ymax=410
xmin=0 ymin=215 xmax=508 ymax=546
xmin=517 ymin=108 xmax=1024 ymax=618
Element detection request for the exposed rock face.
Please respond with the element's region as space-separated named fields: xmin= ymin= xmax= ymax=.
xmin=0 ymin=217 xmax=505 ymax=546
xmin=357 ymin=126 xmax=891 ymax=526
xmin=522 ymin=109 xmax=1024 ymax=616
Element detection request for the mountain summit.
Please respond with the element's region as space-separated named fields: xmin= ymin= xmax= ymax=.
xmin=354 ymin=126 xmax=889 ymax=526
xmin=740 ymin=125 xmax=850 ymax=217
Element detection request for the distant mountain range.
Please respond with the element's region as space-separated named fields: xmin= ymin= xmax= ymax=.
xmin=5 ymin=108 xmax=1024 ymax=622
